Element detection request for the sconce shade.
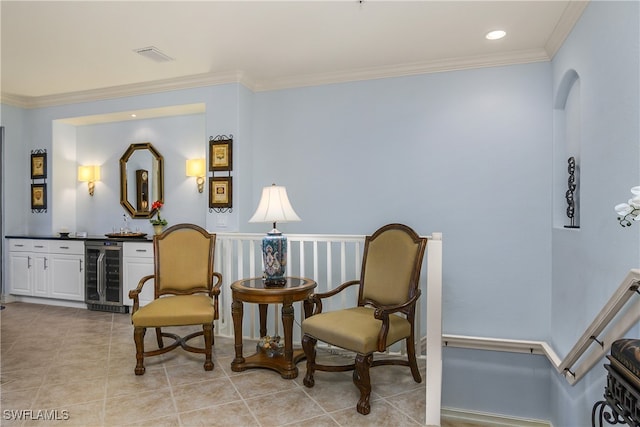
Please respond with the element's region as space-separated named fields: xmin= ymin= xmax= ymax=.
xmin=186 ymin=158 xmax=205 ymax=177
xmin=78 ymin=165 xmax=100 ymax=196
xmin=249 ymin=184 xmax=301 ymax=286
xmin=186 ymin=159 xmax=206 ymax=193
xmin=248 ymin=184 xmax=301 ymax=228
xmin=78 ymin=165 xmax=100 ymax=182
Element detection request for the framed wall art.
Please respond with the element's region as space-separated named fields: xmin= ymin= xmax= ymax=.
xmin=209 ymin=137 xmax=232 ymax=172
xmin=31 ymin=151 xmax=47 ymax=179
xmin=209 ymin=177 xmax=232 ymax=209
xmin=31 ymin=183 xmax=47 ymax=210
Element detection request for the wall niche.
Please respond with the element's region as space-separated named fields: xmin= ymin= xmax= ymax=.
xmin=553 ymin=69 xmax=581 ymax=229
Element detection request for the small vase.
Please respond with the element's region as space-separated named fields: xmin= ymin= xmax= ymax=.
xmin=153 ymin=225 xmax=164 ymax=235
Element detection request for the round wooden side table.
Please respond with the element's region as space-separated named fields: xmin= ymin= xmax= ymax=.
xmin=230 ymin=276 xmax=317 ymax=379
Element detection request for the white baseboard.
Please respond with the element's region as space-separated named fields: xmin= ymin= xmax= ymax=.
xmin=442 ymin=407 xmax=551 ymax=427
xmin=2 ymin=295 xmax=86 ymax=309
xmin=0 ymin=294 xmax=17 ymax=304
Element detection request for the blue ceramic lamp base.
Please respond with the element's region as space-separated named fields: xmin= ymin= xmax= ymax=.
xmin=261 ymin=230 xmax=288 ymax=286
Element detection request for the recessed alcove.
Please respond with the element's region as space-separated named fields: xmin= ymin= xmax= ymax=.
xmin=51 ymin=103 xmax=206 ymax=233
xmin=553 ymin=69 xmax=581 ymax=229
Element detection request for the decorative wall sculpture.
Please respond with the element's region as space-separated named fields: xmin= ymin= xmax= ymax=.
xmin=565 ymin=156 xmax=579 ymax=228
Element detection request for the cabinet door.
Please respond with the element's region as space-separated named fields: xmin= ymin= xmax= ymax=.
xmin=50 ymin=254 xmax=84 ymax=301
xmin=32 ymin=254 xmax=49 ymax=297
xmin=8 ymin=252 xmax=32 ymax=295
xmin=124 ymin=258 xmax=154 ymax=307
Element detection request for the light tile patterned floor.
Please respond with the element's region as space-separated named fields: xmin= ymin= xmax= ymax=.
xmin=0 ymin=302 xmax=439 ymax=427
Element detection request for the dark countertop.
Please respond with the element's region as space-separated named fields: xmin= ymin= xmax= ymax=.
xmin=5 ymin=235 xmax=153 ymax=242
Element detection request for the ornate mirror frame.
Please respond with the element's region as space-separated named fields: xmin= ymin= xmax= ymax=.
xmin=119 ymin=142 xmax=164 ymax=218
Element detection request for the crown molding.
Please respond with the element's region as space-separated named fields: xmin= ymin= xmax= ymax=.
xmin=2 ymin=49 xmax=554 ymax=109
xmin=1 ymin=71 xmax=254 ymax=109
xmin=0 ymin=2 xmax=587 ymax=109
xmin=251 ymin=49 xmax=551 ymax=92
xmin=0 ymin=92 xmax=31 ymax=109
xmin=545 ymin=0 xmax=590 ymax=59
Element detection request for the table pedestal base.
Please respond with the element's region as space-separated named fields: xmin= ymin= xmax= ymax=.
xmin=231 ymin=348 xmax=306 ymax=379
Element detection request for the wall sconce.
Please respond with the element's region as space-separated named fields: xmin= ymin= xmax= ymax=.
xmin=78 ymin=165 xmax=101 ymax=196
xmin=186 ymin=158 xmax=206 ymax=193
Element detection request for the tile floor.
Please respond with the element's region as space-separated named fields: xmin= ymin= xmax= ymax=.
xmin=0 ymin=303 xmax=479 ymax=427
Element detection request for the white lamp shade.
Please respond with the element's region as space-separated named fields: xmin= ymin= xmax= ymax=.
xmin=249 ymin=185 xmax=301 ymax=224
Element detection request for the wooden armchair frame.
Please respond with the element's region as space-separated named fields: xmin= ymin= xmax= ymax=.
xmin=301 ymin=223 xmax=427 ymax=415
xmin=129 ymin=223 xmax=223 ymax=375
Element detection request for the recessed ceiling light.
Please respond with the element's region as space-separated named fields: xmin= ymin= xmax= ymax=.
xmin=131 ymin=114 xmax=137 ymax=118
xmin=486 ymin=30 xmax=506 ymax=40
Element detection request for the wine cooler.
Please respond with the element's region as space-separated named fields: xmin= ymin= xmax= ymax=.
xmin=85 ymin=240 xmax=128 ymax=313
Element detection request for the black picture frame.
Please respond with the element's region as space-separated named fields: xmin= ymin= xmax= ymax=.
xmin=209 ymin=177 xmax=232 ymax=209
xmin=31 ymin=183 xmax=47 ymax=210
xmin=31 ymin=152 xmax=47 ymax=179
xmin=209 ymin=138 xmax=232 ymax=172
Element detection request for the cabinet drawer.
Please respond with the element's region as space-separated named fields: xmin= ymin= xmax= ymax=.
xmin=49 ymin=240 xmax=84 ymax=255
xmin=31 ymin=240 xmax=50 ymax=253
xmin=9 ymin=239 xmax=32 ymax=252
xmin=123 ymin=242 xmax=153 ymax=258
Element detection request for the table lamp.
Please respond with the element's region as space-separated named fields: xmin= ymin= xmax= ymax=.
xmin=249 ymin=184 xmax=301 ymax=286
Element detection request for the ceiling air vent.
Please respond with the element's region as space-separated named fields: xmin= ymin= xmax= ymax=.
xmin=134 ymin=46 xmax=174 ymax=62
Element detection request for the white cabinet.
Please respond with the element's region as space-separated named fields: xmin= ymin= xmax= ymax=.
xmin=8 ymin=240 xmax=34 ymax=296
xmin=8 ymin=239 xmax=84 ymax=302
xmin=49 ymin=241 xmax=85 ymax=301
xmin=123 ymin=241 xmax=154 ymax=307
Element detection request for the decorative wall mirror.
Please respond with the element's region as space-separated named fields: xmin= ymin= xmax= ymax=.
xmin=119 ymin=142 xmax=164 ymax=218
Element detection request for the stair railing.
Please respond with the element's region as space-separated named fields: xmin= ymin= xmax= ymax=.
xmin=441 ymin=269 xmax=640 ymax=385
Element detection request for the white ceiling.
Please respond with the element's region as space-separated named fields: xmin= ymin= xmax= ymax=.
xmin=1 ymin=0 xmax=588 ymax=108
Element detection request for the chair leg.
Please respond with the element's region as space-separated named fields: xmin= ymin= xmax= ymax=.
xmin=203 ymin=324 xmax=214 ymax=371
xmin=302 ymin=334 xmax=317 ymax=387
xmin=353 ymin=353 xmax=373 ymax=415
xmin=406 ymin=335 xmax=422 ymax=383
xmin=155 ymin=327 xmax=164 ymax=348
xmin=134 ymin=326 xmax=146 ymax=375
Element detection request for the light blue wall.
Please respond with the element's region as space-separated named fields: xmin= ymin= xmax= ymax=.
xmin=0 ymin=104 xmax=27 ymax=234
xmin=251 ymin=63 xmax=553 ymax=342
xmin=443 ymin=347 xmax=551 ymax=420
xmin=550 ymin=1 xmax=640 ymax=426
xmin=248 ymin=60 xmax=553 ymax=421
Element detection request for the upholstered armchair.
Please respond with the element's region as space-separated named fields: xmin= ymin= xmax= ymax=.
xmin=301 ymin=223 xmax=428 ymax=415
xmin=128 ymin=223 xmax=222 ymax=375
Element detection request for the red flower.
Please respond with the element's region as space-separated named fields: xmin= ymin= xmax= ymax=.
xmin=149 ymin=200 xmax=167 ymax=226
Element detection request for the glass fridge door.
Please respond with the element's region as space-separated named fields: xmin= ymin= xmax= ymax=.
xmin=85 ymin=247 xmax=100 ymax=303
xmin=104 ymin=248 xmax=122 ymax=304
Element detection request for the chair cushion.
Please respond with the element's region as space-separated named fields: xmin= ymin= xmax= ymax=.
xmin=611 ymin=338 xmax=640 ymax=380
xmin=132 ymin=294 xmax=215 ymax=328
xmin=302 ymin=306 xmax=411 ymax=354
